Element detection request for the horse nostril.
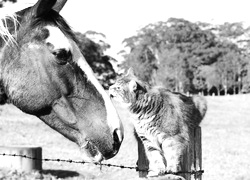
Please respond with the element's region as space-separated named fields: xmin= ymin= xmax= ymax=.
xmin=113 ymin=129 xmax=123 ymax=151
xmin=103 ymin=129 xmax=123 ymax=160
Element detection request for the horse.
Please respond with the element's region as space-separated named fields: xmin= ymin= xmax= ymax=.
xmin=0 ymin=0 xmax=124 ymax=163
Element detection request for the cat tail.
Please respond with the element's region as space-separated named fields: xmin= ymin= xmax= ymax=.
xmin=192 ymin=95 xmax=207 ymax=121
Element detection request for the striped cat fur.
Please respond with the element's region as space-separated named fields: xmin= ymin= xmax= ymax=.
xmin=109 ymin=68 xmax=207 ymax=177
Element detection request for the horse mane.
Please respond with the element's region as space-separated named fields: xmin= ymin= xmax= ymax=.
xmin=0 ymin=12 xmax=17 ymax=44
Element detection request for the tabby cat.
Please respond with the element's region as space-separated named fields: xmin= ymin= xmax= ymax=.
xmin=109 ymin=68 xmax=207 ymax=177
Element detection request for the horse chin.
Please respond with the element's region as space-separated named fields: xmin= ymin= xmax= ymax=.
xmin=80 ymin=141 xmax=104 ymax=163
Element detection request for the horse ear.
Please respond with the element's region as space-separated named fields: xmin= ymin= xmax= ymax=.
xmin=32 ymin=0 xmax=67 ymax=16
xmin=32 ymin=0 xmax=56 ymax=16
xmin=129 ymin=79 xmax=137 ymax=92
xmin=52 ymin=0 xmax=68 ymax=12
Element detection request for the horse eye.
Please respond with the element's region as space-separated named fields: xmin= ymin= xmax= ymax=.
xmin=52 ymin=49 xmax=72 ymax=65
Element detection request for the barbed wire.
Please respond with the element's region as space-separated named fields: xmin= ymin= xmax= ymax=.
xmin=0 ymin=153 xmax=204 ymax=176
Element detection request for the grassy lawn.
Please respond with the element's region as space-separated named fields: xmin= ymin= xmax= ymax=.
xmin=201 ymin=95 xmax=250 ymax=180
xmin=0 ymin=94 xmax=249 ymax=180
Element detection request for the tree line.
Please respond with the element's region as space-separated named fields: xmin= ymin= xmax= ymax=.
xmin=119 ymin=18 xmax=250 ymax=95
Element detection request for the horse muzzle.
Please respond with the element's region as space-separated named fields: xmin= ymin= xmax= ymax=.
xmin=80 ymin=140 xmax=104 ymax=162
xmin=80 ymin=129 xmax=122 ymax=163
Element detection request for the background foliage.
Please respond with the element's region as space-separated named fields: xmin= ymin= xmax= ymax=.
xmin=120 ymin=18 xmax=250 ymax=95
xmin=0 ymin=0 xmax=17 ymax=8
xmin=74 ymin=31 xmax=116 ymax=89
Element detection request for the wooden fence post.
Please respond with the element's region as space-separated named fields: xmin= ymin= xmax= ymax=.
xmin=0 ymin=146 xmax=42 ymax=172
xmin=135 ymin=131 xmax=149 ymax=178
xmin=193 ymin=127 xmax=202 ymax=180
xmin=137 ymin=127 xmax=202 ymax=180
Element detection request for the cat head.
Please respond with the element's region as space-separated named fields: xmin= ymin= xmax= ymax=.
xmin=109 ymin=68 xmax=148 ymax=104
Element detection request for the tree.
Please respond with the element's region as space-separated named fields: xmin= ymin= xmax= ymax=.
xmin=120 ymin=45 xmax=157 ymax=84
xmin=158 ymin=18 xmax=221 ymax=93
xmin=121 ymin=18 xmax=223 ymax=93
xmin=212 ymin=23 xmax=249 ymax=94
xmin=195 ymin=65 xmax=221 ymax=95
xmin=199 ymin=22 xmax=250 ymax=94
xmin=0 ymin=0 xmax=17 ymax=8
xmin=155 ymin=48 xmax=184 ymax=91
xmin=121 ymin=18 xmax=250 ymax=95
xmin=75 ymin=32 xmax=117 ymax=89
xmin=241 ymin=57 xmax=250 ymax=93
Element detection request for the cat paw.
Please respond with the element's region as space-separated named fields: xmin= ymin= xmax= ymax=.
xmin=147 ymin=169 xmax=165 ymax=177
xmin=148 ymin=165 xmax=166 ymax=177
xmin=147 ymin=158 xmax=166 ymax=177
xmin=147 ymin=162 xmax=166 ymax=177
xmin=166 ymin=164 xmax=181 ymax=174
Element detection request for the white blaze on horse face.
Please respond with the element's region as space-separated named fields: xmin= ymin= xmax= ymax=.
xmin=68 ymin=39 xmax=124 ymax=140
xmin=44 ymin=26 xmax=72 ymax=51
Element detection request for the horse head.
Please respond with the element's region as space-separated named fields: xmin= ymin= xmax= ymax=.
xmin=0 ymin=0 xmax=123 ymax=162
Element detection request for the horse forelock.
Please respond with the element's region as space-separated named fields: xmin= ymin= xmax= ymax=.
xmin=30 ymin=10 xmax=77 ymax=43
xmin=1 ymin=7 xmax=77 ymax=47
xmin=0 ymin=13 xmax=17 ymax=45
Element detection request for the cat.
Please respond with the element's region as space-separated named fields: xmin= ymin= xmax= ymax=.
xmin=109 ymin=68 xmax=207 ymax=178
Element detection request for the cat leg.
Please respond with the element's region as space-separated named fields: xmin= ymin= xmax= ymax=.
xmin=134 ymin=130 xmax=167 ymax=177
xmin=161 ymin=136 xmax=186 ymax=173
xmin=144 ymin=145 xmax=167 ymax=177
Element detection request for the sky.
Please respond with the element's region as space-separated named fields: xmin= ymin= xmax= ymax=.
xmin=3 ymin=0 xmax=250 ymax=60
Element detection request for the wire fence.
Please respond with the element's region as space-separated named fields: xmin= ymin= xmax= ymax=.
xmin=0 ymin=153 xmax=204 ymax=176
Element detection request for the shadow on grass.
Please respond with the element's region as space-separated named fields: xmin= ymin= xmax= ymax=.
xmin=42 ymin=169 xmax=80 ymax=179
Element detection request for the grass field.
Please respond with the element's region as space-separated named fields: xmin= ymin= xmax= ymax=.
xmin=0 ymin=94 xmax=249 ymax=180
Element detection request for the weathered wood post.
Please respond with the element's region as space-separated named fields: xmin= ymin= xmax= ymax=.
xmin=193 ymin=127 xmax=202 ymax=180
xmin=137 ymin=127 xmax=202 ymax=180
xmin=135 ymin=131 xmax=149 ymax=177
xmin=0 ymin=146 xmax=42 ymax=172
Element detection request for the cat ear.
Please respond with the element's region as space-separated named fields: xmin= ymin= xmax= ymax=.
xmin=129 ymin=79 xmax=137 ymax=92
